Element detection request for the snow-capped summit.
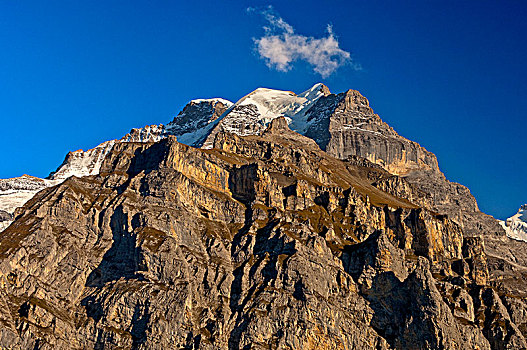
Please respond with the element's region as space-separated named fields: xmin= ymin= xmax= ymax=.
xmin=232 ymin=83 xmax=329 ymax=126
xmin=500 ymin=204 xmax=527 ymax=242
xmin=197 ymin=83 xmax=330 ymax=148
xmin=162 ymin=83 xmax=331 ymax=149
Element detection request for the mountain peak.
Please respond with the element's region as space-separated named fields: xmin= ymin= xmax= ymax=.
xmin=198 ymin=84 xmax=328 ymax=145
xmin=302 ymin=82 xmax=331 ymax=97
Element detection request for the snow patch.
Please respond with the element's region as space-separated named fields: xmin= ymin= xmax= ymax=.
xmin=190 ymin=98 xmax=233 ymax=107
xmin=49 ymin=140 xmax=117 ymax=180
xmin=500 ymin=204 xmax=527 ymax=242
xmin=215 ymin=83 xmax=327 ymax=139
xmin=0 ymin=175 xmax=61 ymax=231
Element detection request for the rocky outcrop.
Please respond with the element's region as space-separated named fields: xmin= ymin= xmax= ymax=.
xmin=0 ymin=119 xmax=523 ymax=349
xmin=166 ymin=98 xmax=232 ymax=141
xmin=302 ymin=88 xmax=486 ymax=239
xmin=319 ymin=89 xmax=440 ymax=176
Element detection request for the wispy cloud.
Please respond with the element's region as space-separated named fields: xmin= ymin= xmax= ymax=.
xmin=248 ymin=6 xmax=357 ymax=78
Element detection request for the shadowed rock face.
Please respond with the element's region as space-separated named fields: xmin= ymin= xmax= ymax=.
xmin=166 ymin=99 xmax=231 ymax=138
xmin=0 ymin=119 xmax=525 ymax=349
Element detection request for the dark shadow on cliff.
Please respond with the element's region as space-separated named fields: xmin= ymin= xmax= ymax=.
xmin=86 ymin=300 xmax=151 ymax=350
xmin=227 ymin=164 xmax=297 ymax=348
xmin=228 ymin=217 xmax=296 ymax=349
xmin=82 ymin=206 xmax=147 ymax=331
xmin=341 ymin=230 xmax=383 ymax=281
xmin=340 ymin=231 xmax=405 ymax=347
xmin=404 ymin=209 xmax=430 ymax=258
xmin=85 ymin=205 xmax=145 ymax=287
xmin=128 ymin=140 xmax=168 ymax=175
xmin=107 ymin=139 xmax=168 ymax=178
xmin=131 ymin=300 xmax=151 ymax=349
xmin=363 ymin=271 xmax=407 ymax=347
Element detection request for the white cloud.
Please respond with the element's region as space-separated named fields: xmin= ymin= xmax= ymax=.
xmin=249 ymin=7 xmax=356 ymax=78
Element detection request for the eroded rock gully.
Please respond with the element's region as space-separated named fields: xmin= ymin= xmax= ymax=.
xmin=0 ymin=119 xmax=525 ymax=349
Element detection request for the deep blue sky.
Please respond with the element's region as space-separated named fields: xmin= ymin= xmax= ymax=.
xmin=1 ymin=1 xmax=525 ymax=219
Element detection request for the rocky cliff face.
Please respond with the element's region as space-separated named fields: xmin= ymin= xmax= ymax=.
xmin=0 ymin=118 xmax=525 ymax=349
xmin=0 ymin=85 xmax=525 ymax=349
xmin=314 ymin=89 xmax=440 ymax=176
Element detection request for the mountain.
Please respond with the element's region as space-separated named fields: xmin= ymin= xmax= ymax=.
xmin=500 ymin=205 xmax=527 ymax=241
xmin=0 ymin=84 xmax=525 ymax=349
